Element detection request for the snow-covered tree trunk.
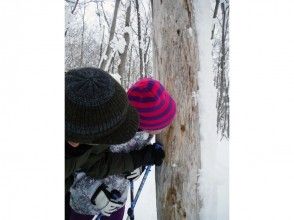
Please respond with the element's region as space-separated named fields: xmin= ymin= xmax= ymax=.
xmin=153 ymin=0 xmax=201 ymax=219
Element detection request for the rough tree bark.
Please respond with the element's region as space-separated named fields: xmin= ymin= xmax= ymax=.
xmin=153 ymin=0 xmax=201 ymax=219
xmin=100 ymin=0 xmax=121 ymax=70
xmin=118 ymin=1 xmax=132 ymax=89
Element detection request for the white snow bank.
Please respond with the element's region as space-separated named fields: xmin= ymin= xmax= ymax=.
xmin=194 ymin=0 xmax=229 ymax=219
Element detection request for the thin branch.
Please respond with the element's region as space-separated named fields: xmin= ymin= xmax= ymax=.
xmin=211 ymin=0 xmax=220 ymax=39
xmin=213 ymin=0 xmax=220 ymax=18
xmin=130 ymin=25 xmax=138 ymax=36
xmin=211 ymin=25 xmax=215 ymax=40
xmin=100 ymin=1 xmax=110 ymax=28
xmin=65 ymin=0 xmax=97 ymax=4
xmin=71 ymin=0 xmax=79 ymax=14
xmin=65 ymin=0 xmax=76 ymax=4
xmin=100 ymin=0 xmax=121 ymax=70
xmin=65 ymin=28 xmax=69 ymax=37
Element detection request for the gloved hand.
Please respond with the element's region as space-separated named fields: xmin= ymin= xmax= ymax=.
xmin=130 ymin=142 xmax=165 ymax=168
xmin=125 ymin=166 xmax=145 ymax=181
xmin=91 ymin=184 xmax=123 ymax=217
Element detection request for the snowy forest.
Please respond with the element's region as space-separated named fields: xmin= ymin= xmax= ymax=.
xmin=65 ymin=0 xmax=229 ymax=219
xmin=65 ymin=0 xmax=153 ymax=89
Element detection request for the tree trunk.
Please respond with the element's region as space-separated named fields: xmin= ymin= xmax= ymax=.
xmin=100 ymin=0 xmax=121 ymax=70
xmin=99 ymin=26 xmax=105 ymax=64
xmin=143 ymin=36 xmax=151 ymax=75
xmin=110 ymin=53 xmax=115 ymax=74
xmin=118 ymin=1 xmax=132 ymax=89
xmin=134 ymin=0 xmax=144 ymax=78
xmin=127 ymin=45 xmax=133 ymax=88
xmin=153 ymin=0 xmax=201 ymax=219
xmin=80 ymin=2 xmax=86 ymax=67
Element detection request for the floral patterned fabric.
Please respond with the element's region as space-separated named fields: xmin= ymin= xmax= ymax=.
xmin=70 ymin=132 xmax=153 ymax=216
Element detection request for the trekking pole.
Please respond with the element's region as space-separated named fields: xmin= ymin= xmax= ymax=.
xmin=130 ymin=180 xmax=134 ymax=202
xmin=127 ymin=141 xmax=163 ymax=220
xmin=127 ymin=165 xmax=152 ymax=220
xmin=128 ymin=179 xmax=135 ymax=220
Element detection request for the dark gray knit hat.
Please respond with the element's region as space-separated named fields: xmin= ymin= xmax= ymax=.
xmin=65 ymin=67 xmax=139 ymax=144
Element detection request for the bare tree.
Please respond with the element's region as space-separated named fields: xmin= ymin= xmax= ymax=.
xmin=80 ymin=2 xmax=86 ymax=67
xmin=153 ymin=0 xmax=201 ymax=219
xmin=127 ymin=44 xmax=134 ymax=88
xmin=143 ymin=36 xmax=151 ymax=74
xmin=212 ymin=0 xmax=230 ymax=139
xmin=134 ymin=0 xmax=144 ymax=77
xmin=94 ymin=1 xmax=106 ymax=66
xmin=211 ymin=0 xmax=220 ymax=39
xmin=100 ymin=0 xmax=121 ymax=70
xmin=65 ymin=0 xmax=153 ymax=85
xmin=141 ymin=3 xmax=152 ymax=76
xmin=118 ymin=1 xmax=132 ymax=89
xmin=99 ymin=25 xmax=105 ymax=63
xmin=99 ymin=1 xmax=110 ymax=28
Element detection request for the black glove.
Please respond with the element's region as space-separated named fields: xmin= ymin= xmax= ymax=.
xmin=130 ymin=142 xmax=165 ymax=168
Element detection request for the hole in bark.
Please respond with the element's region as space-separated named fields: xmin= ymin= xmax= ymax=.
xmin=181 ymin=124 xmax=185 ymax=132
xmin=177 ymin=29 xmax=181 ymax=36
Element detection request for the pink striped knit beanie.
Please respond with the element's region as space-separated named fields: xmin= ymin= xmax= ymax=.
xmin=127 ymin=78 xmax=176 ymax=131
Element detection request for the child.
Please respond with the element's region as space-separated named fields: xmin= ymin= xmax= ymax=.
xmin=70 ymin=78 xmax=176 ymax=220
